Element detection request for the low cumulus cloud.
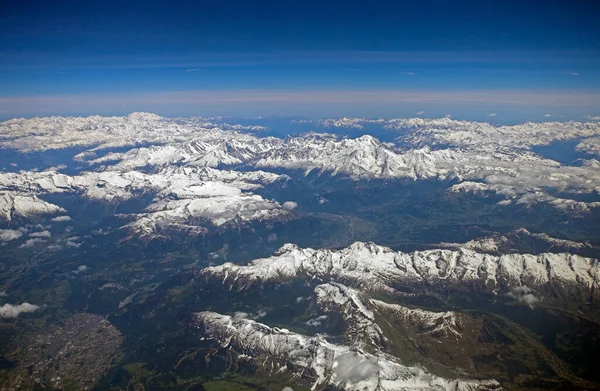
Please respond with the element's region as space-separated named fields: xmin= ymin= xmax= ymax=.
xmin=0 ymin=303 xmax=40 ymax=318
xmin=507 ymin=285 xmax=539 ymax=307
xmin=73 ymin=265 xmax=88 ymax=273
xmin=0 ymin=229 xmax=24 ymax=242
xmin=305 ymin=315 xmax=328 ymax=327
xmin=65 ymin=238 xmax=81 ymax=248
xmin=487 ymin=113 xmax=497 ymax=117
xmin=282 ymin=201 xmax=298 ymax=210
xmin=20 ymin=238 xmax=46 ymax=248
xmin=544 ymin=113 xmax=552 ymax=117
xmin=332 ymin=352 xmax=380 ymax=384
xmin=29 ymin=230 xmax=51 ymax=238
xmin=51 ymin=215 xmax=72 ymax=222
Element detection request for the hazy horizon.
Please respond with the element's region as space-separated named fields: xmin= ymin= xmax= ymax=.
xmin=2 ymin=0 xmax=600 ymax=120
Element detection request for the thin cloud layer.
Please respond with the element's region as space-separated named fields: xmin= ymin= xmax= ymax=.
xmin=1 ymin=89 xmax=599 ymax=119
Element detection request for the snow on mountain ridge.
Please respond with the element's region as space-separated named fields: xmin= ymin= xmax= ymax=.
xmin=576 ymin=137 xmax=600 ymax=156
xmin=313 ymin=282 xmax=464 ymax=348
xmin=100 ymin=131 xmax=600 ymax=210
xmin=314 ymin=282 xmax=386 ymax=348
xmin=3 ymin=114 xmax=599 ymax=154
xmin=386 ymin=118 xmax=600 ymax=151
xmin=0 ymin=113 xmax=266 ymax=153
xmin=439 ymin=228 xmax=595 ymax=254
xmin=203 ymin=241 xmax=599 ymax=302
xmin=0 ymin=168 xmax=294 ymax=235
xmin=2 ymin=113 xmax=600 ymax=212
xmin=193 ymin=311 xmax=501 ymax=391
xmin=0 ymin=193 xmax=65 ymax=222
xmin=370 ymin=299 xmax=463 ymax=339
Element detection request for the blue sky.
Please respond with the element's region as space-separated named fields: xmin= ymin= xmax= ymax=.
xmin=1 ymin=0 xmax=600 ymax=121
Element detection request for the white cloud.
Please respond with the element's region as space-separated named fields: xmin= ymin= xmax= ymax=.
xmin=416 ymin=111 xmax=425 ymax=115
xmin=570 ymin=72 xmax=579 ymax=76
xmin=0 ymin=229 xmax=24 ymax=242
xmin=584 ymin=115 xmax=600 ymax=120
xmin=282 ymin=201 xmax=298 ymax=210
xmin=520 ymin=294 xmax=539 ymax=306
xmin=51 ymin=215 xmax=72 ymax=222
xmin=507 ymin=285 xmax=540 ymax=307
xmin=73 ymin=265 xmax=88 ymax=273
xmin=544 ymin=113 xmax=552 ymax=117
xmin=185 ymin=68 xmax=201 ymax=72
xmin=399 ymin=71 xmax=415 ymax=76
xmin=333 ymin=352 xmax=380 ymax=384
xmin=29 ymin=230 xmax=51 ymax=238
xmin=487 ymin=113 xmax=497 ymax=117
xmin=305 ymin=315 xmax=328 ymax=327
xmin=0 ymin=303 xmax=40 ymax=318
xmin=254 ymin=309 xmax=267 ymax=319
xmin=66 ymin=240 xmax=81 ymax=248
xmin=20 ymin=238 xmax=46 ymax=248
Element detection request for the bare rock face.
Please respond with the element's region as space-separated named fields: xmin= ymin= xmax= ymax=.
xmin=203 ymin=241 xmax=600 ymax=305
xmin=192 ymin=311 xmax=502 ymax=391
xmin=3 ymin=113 xmax=600 ymax=212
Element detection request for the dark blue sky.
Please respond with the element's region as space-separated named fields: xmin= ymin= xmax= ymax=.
xmin=1 ymin=0 xmax=600 ymax=120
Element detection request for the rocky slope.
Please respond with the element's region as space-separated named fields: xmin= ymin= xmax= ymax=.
xmin=192 ymin=311 xmax=502 ymax=391
xmin=0 ymin=167 xmax=294 ymax=236
xmin=203 ymin=241 xmax=600 ymax=303
xmin=2 ymin=114 xmax=600 ymax=212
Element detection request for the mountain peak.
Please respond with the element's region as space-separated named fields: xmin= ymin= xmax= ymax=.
xmin=126 ymin=112 xmax=163 ymax=122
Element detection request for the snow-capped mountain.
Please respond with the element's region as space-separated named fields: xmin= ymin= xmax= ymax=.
xmin=293 ymin=116 xmax=600 ymax=151
xmin=192 ymin=311 xmax=501 ymax=391
xmin=314 ymin=282 xmax=386 ymax=348
xmin=314 ymin=282 xmax=464 ymax=349
xmin=2 ymin=113 xmax=600 ymax=212
xmin=0 ymin=113 xmax=266 ymax=153
xmin=0 ymin=192 xmax=65 ymax=222
xmin=438 ymin=228 xmax=596 ymax=255
xmin=2 ymin=113 xmax=599 ymax=390
xmin=386 ymin=117 xmax=600 ymax=151
xmin=577 ymin=137 xmax=600 ymax=156
xmin=203 ymin=241 xmax=599 ymax=303
xmin=0 ymin=167 xmax=295 ymax=235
